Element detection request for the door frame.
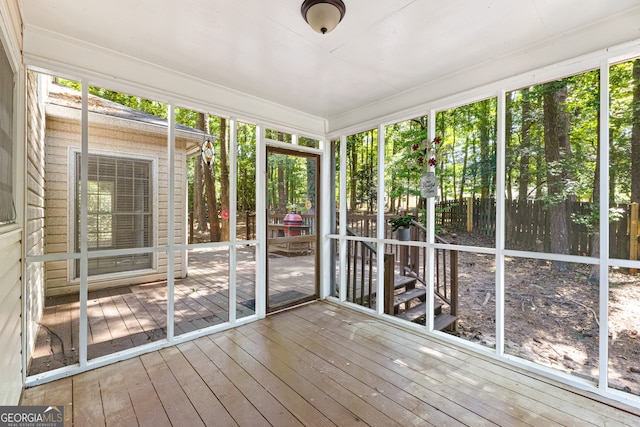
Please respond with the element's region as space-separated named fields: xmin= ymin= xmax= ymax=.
xmin=265 ymin=145 xmax=320 ymax=313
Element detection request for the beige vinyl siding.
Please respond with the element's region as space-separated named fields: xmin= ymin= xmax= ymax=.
xmin=0 ymin=0 xmax=23 ymax=404
xmin=43 ymin=105 xmax=191 ymax=296
xmin=24 ymin=71 xmax=46 ymax=364
xmin=0 ymin=228 xmax=22 ymax=405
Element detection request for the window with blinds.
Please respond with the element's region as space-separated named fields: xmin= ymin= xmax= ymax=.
xmin=0 ymin=39 xmax=14 ymax=225
xmin=75 ymin=153 xmax=153 ymax=276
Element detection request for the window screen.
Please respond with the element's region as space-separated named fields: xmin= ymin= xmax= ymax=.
xmin=0 ymin=40 xmax=14 ymax=224
xmin=75 ymin=153 xmax=153 ymax=276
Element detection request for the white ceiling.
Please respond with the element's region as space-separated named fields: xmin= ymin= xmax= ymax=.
xmin=17 ymin=0 xmax=640 ymax=121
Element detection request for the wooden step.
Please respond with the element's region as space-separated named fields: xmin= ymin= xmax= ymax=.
xmin=394 ymin=300 xmax=443 ymax=320
xmin=433 ymin=313 xmax=457 ymax=331
xmin=365 ymin=274 xmax=417 ymax=304
xmin=395 ymin=302 xmax=456 ymax=331
xmin=395 ymin=303 xmax=426 ymax=322
xmin=393 ymin=287 xmax=427 ymax=308
xmin=394 ymin=274 xmax=417 ymax=290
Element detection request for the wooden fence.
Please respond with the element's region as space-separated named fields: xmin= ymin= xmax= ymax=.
xmin=437 ymin=198 xmax=639 ymax=260
xmin=195 ymin=201 xmax=640 ymax=263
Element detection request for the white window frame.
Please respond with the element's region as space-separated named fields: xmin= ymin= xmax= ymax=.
xmin=68 ymin=148 xmax=158 ymax=281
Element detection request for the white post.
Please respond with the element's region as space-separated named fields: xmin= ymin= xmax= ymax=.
xmin=229 ymin=118 xmax=238 ymax=323
xmin=79 ymin=81 xmax=89 ymax=366
xmin=426 ymin=110 xmax=436 ymax=331
xmin=598 ymin=59 xmax=610 ymax=393
xmin=339 ymin=135 xmax=347 ymax=302
xmin=255 ymin=125 xmax=267 ymax=318
xmin=376 ymin=124 xmax=386 ymax=315
xmin=495 ymin=90 xmax=507 ymax=356
xmin=166 ymin=105 xmax=175 ymax=341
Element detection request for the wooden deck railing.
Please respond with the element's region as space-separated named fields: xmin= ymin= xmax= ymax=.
xmin=343 ymin=220 xmax=459 ymax=322
xmin=345 ymin=227 xmax=377 ymax=307
xmin=402 ymin=220 xmax=459 ymax=318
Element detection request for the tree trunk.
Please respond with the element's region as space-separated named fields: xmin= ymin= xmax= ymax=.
xmin=195 ymin=160 xmax=208 ymax=232
xmin=479 ymin=100 xmax=492 ymax=199
xmin=505 ymin=92 xmax=514 ymax=201
xmin=349 ymin=141 xmax=357 ymax=211
xmin=219 ymin=118 xmax=230 ymax=241
xmin=198 ymin=113 xmax=220 ymax=242
xmin=458 ymin=137 xmax=469 ymax=202
xmin=195 ymin=115 xmax=208 ymax=232
xmin=277 ymin=162 xmax=286 ymax=214
xmin=631 ymin=58 xmax=640 ymax=204
xmin=588 ymin=232 xmax=600 ymax=284
xmin=590 ymin=79 xmax=601 ymax=282
xmin=203 ymin=158 xmax=220 ymax=242
xmin=543 ymin=81 xmax=571 ymax=271
xmin=518 ymin=89 xmax=532 ymax=202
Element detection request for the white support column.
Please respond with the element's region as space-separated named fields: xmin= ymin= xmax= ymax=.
xmin=229 ymin=118 xmax=238 ymax=323
xmin=598 ymin=60 xmax=610 ymax=392
xmin=426 ymin=111 xmax=436 ymax=331
xmin=320 ymin=135 xmax=331 ymax=298
xmin=79 ymin=81 xmax=89 ymax=366
xmin=495 ymin=90 xmax=507 ymax=356
xmin=376 ymin=124 xmax=386 ymax=315
xmin=339 ymin=135 xmax=348 ymax=302
xmin=255 ymin=125 xmax=267 ymax=318
xmin=166 ymin=105 xmax=176 ymax=341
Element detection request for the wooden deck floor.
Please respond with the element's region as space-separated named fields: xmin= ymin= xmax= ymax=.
xmin=28 ymin=249 xmax=316 ymax=376
xmin=21 ymin=301 xmax=640 ymax=426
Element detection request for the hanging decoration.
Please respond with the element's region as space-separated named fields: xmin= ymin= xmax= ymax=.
xmin=201 ymin=139 xmax=214 ymax=166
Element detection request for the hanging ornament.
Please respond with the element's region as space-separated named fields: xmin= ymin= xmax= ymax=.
xmin=201 ymin=139 xmax=214 ymax=166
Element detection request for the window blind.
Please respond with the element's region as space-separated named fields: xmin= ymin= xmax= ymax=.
xmin=0 ymin=40 xmax=14 ymax=224
xmin=75 ymin=153 xmax=152 ymax=276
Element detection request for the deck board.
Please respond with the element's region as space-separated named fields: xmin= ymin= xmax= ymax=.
xmin=224 ymin=328 xmax=370 ymax=427
xmin=176 ymin=340 xmax=270 ymax=427
xmin=71 ymin=369 xmax=105 ymax=426
xmin=193 ymin=336 xmax=304 ymax=427
xmin=118 ymin=357 xmax=171 ymax=427
xmin=247 ymin=313 xmax=469 ymax=426
xmin=27 ymin=251 xmax=311 ymax=375
xmin=289 ymin=303 xmax=551 ymax=425
xmin=159 ymin=345 xmax=238 ymax=426
xmin=20 ymin=301 xmax=640 ymax=426
xmin=213 ymin=333 xmax=335 ymax=427
xmin=139 ymin=351 xmax=206 ymax=427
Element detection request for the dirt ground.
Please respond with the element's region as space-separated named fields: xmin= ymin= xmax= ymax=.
xmin=441 ymin=231 xmax=640 ymax=396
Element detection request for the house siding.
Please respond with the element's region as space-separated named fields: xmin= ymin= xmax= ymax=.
xmin=0 ymin=0 xmax=24 ymax=406
xmin=42 ymin=105 xmax=190 ymax=296
xmin=0 ymin=229 xmax=23 ymax=405
xmin=24 ymin=71 xmax=47 ymax=366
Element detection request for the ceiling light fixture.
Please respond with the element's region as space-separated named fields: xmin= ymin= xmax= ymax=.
xmin=301 ymin=0 xmax=346 ymax=35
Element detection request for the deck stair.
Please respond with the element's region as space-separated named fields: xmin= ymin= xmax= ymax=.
xmin=344 ymin=222 xmax=458 ymax=332
xmin=388 ymin=271 xmax=457 ymax=331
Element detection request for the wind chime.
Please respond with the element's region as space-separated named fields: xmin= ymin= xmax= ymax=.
xmin=201 ymin=138 xmax=214 ymax=166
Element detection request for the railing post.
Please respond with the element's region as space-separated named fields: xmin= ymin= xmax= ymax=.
xmin=467 ymin=196 xmax=473 ymax=232
xmin=399 ymin=244 xmax=408 ymax=276
xmin=384 ymin=253 xmax=395 ymax=315
xmin=631 ymin=203 xmax=638 ymax=274
xmin=189 ymin=211 xmax=194 ymax=244
xmin=450 ymin=234 xmax=459 ymax=330
xmin=245 ymin=211 xmax=250 ymax=241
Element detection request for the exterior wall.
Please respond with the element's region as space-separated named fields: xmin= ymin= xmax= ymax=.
xmin=0 ymin=0 xmax=23 ymax=407
xmin=0 ymin=229 xmax=22 ymax=405
xmin=24 ymin=71 xmax=46 ymax=365
xmin=43 ymin=106 xmax=190 ymax=296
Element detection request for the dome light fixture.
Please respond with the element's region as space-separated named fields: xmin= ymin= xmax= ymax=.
xmin=301 ymin=0 xmax=346 ymax=35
